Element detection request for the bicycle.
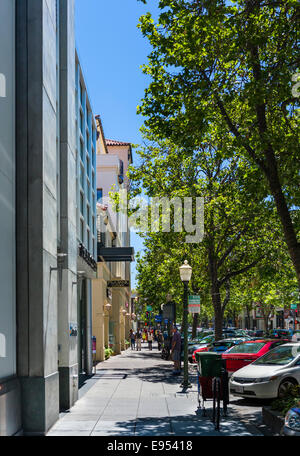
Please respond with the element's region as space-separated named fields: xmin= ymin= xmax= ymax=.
xmin=196 ymin=353 xmax=229 ymax=431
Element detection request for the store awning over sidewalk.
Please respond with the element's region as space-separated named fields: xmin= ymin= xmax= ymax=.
xmin=97 ymin=245 xmax=135 ymax=262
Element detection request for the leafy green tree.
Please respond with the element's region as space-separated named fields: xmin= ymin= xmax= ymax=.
xmin=230 ymin=257 xmax=298 ymax=330
xmin=137 ymin=0 xmax=300 ymax=287
xmin=129 ymin=132 xmax=287 ymax=339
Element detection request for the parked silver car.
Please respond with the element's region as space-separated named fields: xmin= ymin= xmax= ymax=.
xmin=284 ymin=407 xmax=300 ymax=436
xmin=230 ymin=343 xmax=300 ymax=399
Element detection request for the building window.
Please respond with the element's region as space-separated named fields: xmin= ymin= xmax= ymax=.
xmin=86 ymin=154 xmax=90 ymax=177
xmin=80 ymin=82 xmax=83 ymax=105
xmin=80 ymin=219 xmax=84 ymax=243
xmin=80 ymin=164 xmax=84 ymax=188
xmin=92 ymin=216 xmax=95 ymax=234
xmin=87 ymin=180 xmax=91 ymax=202
xmin=80 ymin=110 xmax=84 ymax=133
xmin=80 ymin=192 xmax=84 ymax=215
xmin=86 ymin=104 xmax=89 ymax=125
xmin=87 ymin=229 xmax=90 ymax=251
xmin=86 ymin=130 xmax=90 ymax=151
xmin=92 ymin=145 xmax=95 ymax=167
xmin=97 ymin=188 xmax=103 ymax=203
xmin=80 ymin=139 xmax=84 ymax=161
xmin=87 ymin=205 xmax=90 ymax=226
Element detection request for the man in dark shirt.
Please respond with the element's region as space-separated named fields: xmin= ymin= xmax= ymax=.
xmin=171 ymin=326 xmax=181 ymax=375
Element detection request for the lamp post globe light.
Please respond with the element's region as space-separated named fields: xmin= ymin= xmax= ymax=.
xmin=105 ymin=302 xmax=112 ymax=312
xmin=179 ymin=260 xmax=192 ymax=389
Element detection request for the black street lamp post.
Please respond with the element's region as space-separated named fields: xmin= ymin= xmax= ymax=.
xmin=179 ymin=260 xmax=192 ymax=389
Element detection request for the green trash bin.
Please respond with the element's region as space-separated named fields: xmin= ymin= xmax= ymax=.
xmin=196 ymin=352 xmax=224 ymax=377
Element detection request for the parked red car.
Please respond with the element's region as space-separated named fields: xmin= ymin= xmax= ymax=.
xmin=222 ymin=339 xmax=289 ymax=374
xmin=192 ymin=344 xmax=211 ymax=362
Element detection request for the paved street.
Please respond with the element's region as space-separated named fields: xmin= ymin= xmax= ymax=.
xmin=47 ymin=344 xmax=265 ymax=436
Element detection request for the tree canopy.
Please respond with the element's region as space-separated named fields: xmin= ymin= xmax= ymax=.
xmin=137 ymin=0 xmax=300 ymax=287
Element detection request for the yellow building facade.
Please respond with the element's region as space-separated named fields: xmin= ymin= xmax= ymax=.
xmin=91 ymin=117 xmax=133 ymax=362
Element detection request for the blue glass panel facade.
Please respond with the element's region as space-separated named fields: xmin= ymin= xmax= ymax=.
xmin=75 ymin=55 xmax=97 ymax=261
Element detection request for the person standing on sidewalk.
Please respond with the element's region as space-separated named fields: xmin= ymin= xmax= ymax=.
xmin=171 ymin=326 xmax=181 ymax=375
xmin=142 ymin=330 xmax=146 ymax=344
xmin=157 ymin=331 xmax=163 ymax=351
xmin=136 ymin=329 xmax=142 ymax=351
xmin=129 ymin=329 xmax=136 ymax=350
xmin=148 ymin=330 xmax=153 ymax=350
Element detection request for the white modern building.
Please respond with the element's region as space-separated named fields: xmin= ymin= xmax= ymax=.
xmin=0 ymin=0 xmax=97 ymax=436
xmin=75 ymin=52 xmax=97 ymax=378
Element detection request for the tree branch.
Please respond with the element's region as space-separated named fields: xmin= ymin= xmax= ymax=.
xmin=217 ymin=228 xmax=248 ymax=269
xmin=219 ymin=256 xmax=264 ymax=286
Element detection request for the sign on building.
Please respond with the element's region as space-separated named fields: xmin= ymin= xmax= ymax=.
xmin=107 ymin=280 xmax=130 ymax=288
xmin=188 ymin=295 xmax=200 ymax=314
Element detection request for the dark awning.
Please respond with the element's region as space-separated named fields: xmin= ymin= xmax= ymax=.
xmin=97 ymin=245 xmax=135 ymax=262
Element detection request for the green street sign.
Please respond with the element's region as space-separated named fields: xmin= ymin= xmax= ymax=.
xmin=291 ymin=304 xmax=298 ymax=310
xmin=146 ymin=305 xmax=153 ymax=311
xmin=188 ymin=295 xmax=200 ymax=313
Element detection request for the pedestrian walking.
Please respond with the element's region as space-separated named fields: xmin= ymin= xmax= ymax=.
xmin=157 ymin=331 xmax=163 ymax=351
xmin=142 ymin=331 xmax=146 ymax=344
xmin=171 ymin=326 xmax=182 ymax=375
xmin=129 ymin=329 xmax=135 ymax=350
xmin=136 ymin=329 xmax=142 ymax=351
xmin=148 ymin=331 xmax=153 ymax=350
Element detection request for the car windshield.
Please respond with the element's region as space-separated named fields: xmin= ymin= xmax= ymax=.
xmin=227 ymin=342 xmax=266 ymax=354
xmin=254 ymin=345 xmax=300 ymax=365
xmin=199 ymin=335 xmax=214 ymax=344
xmin=273 ymin=330 xmax=289 ymax=335
xmin=213 ymin=342 xmax=233 ymax=348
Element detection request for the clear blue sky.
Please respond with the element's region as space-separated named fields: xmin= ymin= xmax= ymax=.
xmin=75 ymin=0 xmax=159 ymax=288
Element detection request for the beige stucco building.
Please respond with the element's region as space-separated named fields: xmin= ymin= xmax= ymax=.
xmin=92 ymin=117 xmax=134 ymax=361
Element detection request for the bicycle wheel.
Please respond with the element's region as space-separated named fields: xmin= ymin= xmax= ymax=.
xmin=222 ymin=370 xmax=229 ymax=417
xmin=212 ymin=378 xmax=216 ymax=424
xmin=197 ymin=372 xmax=201 ymax=407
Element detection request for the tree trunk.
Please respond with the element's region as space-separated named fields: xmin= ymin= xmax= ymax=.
xmin=212 ymin=285 xmax=223 ymax=341
xmin=263 ymin=315 xmax=269 ymax=333
xmin=246 ymin=305 xmax=251 ymax=329
xmin=262 ymin=154 xmax=300 ymax=288
xmin=250 ymin=43 xmax=300 ymax=288
xmin=215 ymin=45 xmax=300 ymax=288
xmin=192 ymin=313 xmax=198 ymax=339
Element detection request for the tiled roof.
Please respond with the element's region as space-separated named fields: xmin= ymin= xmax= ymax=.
xmin=106 ymin=139 xmax=131 ymax=147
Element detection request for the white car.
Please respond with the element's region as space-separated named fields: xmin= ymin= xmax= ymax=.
xmin=230 ymin=343 xmax=300 ymax=399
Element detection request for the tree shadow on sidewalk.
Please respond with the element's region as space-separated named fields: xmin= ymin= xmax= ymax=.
xmin=91 ymin=412 xmax=253 ymax=436
xmin=96 ymin=364 xmax=198 ymax=386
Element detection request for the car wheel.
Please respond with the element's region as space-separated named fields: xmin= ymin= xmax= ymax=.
xmin=278 ymin=378 xmax=298 ymax=398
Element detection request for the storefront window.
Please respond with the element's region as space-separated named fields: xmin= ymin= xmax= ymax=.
xmin=0 ymin=0 xmax=16 ymax=379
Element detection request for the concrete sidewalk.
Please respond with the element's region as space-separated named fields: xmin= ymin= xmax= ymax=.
xmin=47 ymin=344 xmax=263 ymax=436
